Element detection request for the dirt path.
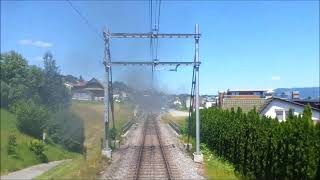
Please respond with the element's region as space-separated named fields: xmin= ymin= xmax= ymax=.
xmin=0 ymin=160 xmax=67 ymax=180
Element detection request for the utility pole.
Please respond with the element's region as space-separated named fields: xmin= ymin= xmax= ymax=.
xmin=102 ymin=28 xmax=112 ymax=158
xmin=193 ymin=24 xmax=203 ymax=163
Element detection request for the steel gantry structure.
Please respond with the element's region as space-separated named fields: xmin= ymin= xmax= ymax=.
xmin=102 ymin=24 xmax=203 ymax=162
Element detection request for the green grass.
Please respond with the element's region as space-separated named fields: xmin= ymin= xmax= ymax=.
xmin=36 ymin=100 xmax=134 ymax=179
xmin=201 ymin=144 xmax=239 ymax=179
xmin=161 ymin=114 xmax=187 ymax=129
xmin=0 ymin=108 xmax=78 ymax=175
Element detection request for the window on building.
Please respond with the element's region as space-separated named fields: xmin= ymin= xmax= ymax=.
xmin=275 ymin=110 xmax=284 ymax=121
xmin=253 ymin=92 xmax=261 ymax=96
xmin=285 ymin=109 xmax=295 ymax=119
xmin=285 ymin=111 xmax=289 ymax=118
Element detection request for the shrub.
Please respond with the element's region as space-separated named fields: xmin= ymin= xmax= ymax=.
xmin=46 ymin=109 xmax=84 ymax=153
xmin=29 ymin=139 xmax=48 ymax=163
xmin=13 ymin=100 xmax=48 ymax=139
xmin=109 ymin=128 xmax=117 ymax=140
xmin=192 ymin=107 xmax=320 ymax=179
xmin=7 ymin=133 xmax=17 ymax=155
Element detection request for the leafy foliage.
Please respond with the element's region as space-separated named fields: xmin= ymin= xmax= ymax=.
xmin=47 ymin=109 xmax=85 ymax=153
xmin=0 ymin=52 xmax=32 ymax=107
xmin=13 ymin=100 xmax=48 ymax=139
xmin=29 ymin=140 xmax=48 ymax=163
xmin=1 ymin=51 xmax=84 ymax=153
xmin=109 ymin=128 xmax=117 ymax=140
xmin=40 ymin=52 xmax=70 ymax=109
xmin=192 ymin=107 xmax=320 ymax=179
xmin=7 ymin=133 xmax=17 ymax=155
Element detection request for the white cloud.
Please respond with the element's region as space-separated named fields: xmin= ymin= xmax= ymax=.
xmin=271 ymin=76 xmax=281 ymax=80
xmin=18 ymin=39 xmax=53 ymax=48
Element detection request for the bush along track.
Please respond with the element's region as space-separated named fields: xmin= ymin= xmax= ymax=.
xmin=191 ymin=106 xmax=320 ymax=179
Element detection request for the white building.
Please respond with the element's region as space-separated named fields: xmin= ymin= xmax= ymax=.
xmin=64 ymin=82 xmax=73 ymax=90
xmin=185 ymin=97 xmax=191 ymax=108
xmin=260 ymin=97 xmax=320 ymax=122
xmin=204 ymin=101 xmax=215 ymax=109
xmin=173 ymin=99 xmax=182 ymax=106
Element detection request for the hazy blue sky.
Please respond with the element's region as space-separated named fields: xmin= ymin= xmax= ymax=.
xmin=1 ymin=1 xmax=319 ymax=94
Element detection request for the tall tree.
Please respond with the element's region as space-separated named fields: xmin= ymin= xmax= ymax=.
xmin=40 ymin=52 xmax=70 ymax=110
xmin=0 ymin=51 xmax=30 ymax=108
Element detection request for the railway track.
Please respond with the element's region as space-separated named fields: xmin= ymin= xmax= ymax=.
xmin=128 ymin=114 xmax=178 ymax=179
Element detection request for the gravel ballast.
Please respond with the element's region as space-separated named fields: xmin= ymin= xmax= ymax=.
xmin=100 ymin=112 xmax=205 ymax=179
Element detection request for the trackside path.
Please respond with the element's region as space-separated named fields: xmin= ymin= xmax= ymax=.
xmin=0 ymin=160 xmax=67 ymax=180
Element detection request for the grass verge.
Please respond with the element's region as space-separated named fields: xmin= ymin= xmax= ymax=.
xmin=0 ymin=109 xmax=78 ymax=175
xmin=36 ymin=100 xmax=134 ymax=179
xmin=201 ymin=144 xmax=238 ymax=179
xmin=161 ymin=114 xmax=187 ymax=128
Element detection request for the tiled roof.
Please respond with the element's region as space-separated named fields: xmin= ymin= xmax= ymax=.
xmin=222 ymin=98 xmax=268 ymax=113
xmin=259 ymin=97 xmax=320 ymax=113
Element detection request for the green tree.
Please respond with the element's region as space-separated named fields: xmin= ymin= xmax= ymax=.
xmin=193 ymin=106 xmax=320 ymax=179
xmin=14 ymin=100 xmax=48 ymax=139
xmin=0 ymin=51 xmax=29 ymax=108
xmin=46 ymin=109 xmax=85 ymax=153
xmin=40 ymin=52 xmax=70 ymax=110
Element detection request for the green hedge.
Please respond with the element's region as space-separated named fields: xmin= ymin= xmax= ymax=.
xmin=192 ymin=107 xmax=320 ymax=179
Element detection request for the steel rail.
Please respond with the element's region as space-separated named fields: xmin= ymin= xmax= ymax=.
xmin=134 ymin=120 xmax=147 ymax=180
xmin=154 ymin=119 xmax=173 ymax=180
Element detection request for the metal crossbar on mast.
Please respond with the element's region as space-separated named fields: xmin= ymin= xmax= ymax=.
xmin=109 ymin=61 xmax=198 ymax=66
xmin=110 ymin=33 xmax=200 ymax=39
xmin=102 ymin=24 xmax=203 ymax=162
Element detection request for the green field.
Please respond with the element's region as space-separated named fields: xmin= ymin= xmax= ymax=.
xmin=0 ymin=109 xmax=78 ymax=175
xmin=161 ymin=113 xmax=187 ymax=129
xmin=36 ymin=100 xmax=134 ymax=179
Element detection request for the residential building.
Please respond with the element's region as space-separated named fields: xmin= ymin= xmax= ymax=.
xmin=218 ymin=89 xmax=272 ymax=112
xmin=72 ymin=78 xmax=104 ymax=101
xmin=292 ymin=99 xmax=320 ymax=109
xmin=260 ymin=97 xmax=320 ymax=122
xmin=173 ymin=98 xmax=182 ymax=106
xmin=221 ymin=98 xmax=267 ymax=112
xmin=204 ymin=101 xmax=216 ymax=109
xmin=64 ymin=82 xmax=73 ymax=90
xmin=225 ymin=89 xmax=272 ymax=99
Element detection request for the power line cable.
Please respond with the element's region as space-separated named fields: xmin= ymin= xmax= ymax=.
xmin=66 ymin=0 xmax=103 ymax=41
xmin=157 ymin=0 xmax=161 ymax=31
xmin=155 ymin=0 xmax=161 ymax=60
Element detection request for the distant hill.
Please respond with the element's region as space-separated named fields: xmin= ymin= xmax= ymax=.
xmin=274 ymin=87 xmax=320 ymax=100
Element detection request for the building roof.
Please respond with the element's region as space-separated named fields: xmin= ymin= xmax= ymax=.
xmin=222 ymin=98 xmax=267 ymax=113
xmin=259 ymin=97 xmax=320 ymax=113
xmin=293 ymin=100 xmax=320 ymax=109
xmin=227 ymin=89 xmax=273 ymax=92
xmin=72 ymin=78 xmax=104 ymax=90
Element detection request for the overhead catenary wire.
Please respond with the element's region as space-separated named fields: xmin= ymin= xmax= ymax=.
xmin=149 ymin=0 xmax=162 ymax=85
xmin=155 ymin=0 xmax=162 ymax=60
xmin=66 ymin=0 xmax=103 ymax=41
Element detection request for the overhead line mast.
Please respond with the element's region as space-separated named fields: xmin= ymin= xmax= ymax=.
xmin=102 ymin=25 xmax=204 ymax=163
